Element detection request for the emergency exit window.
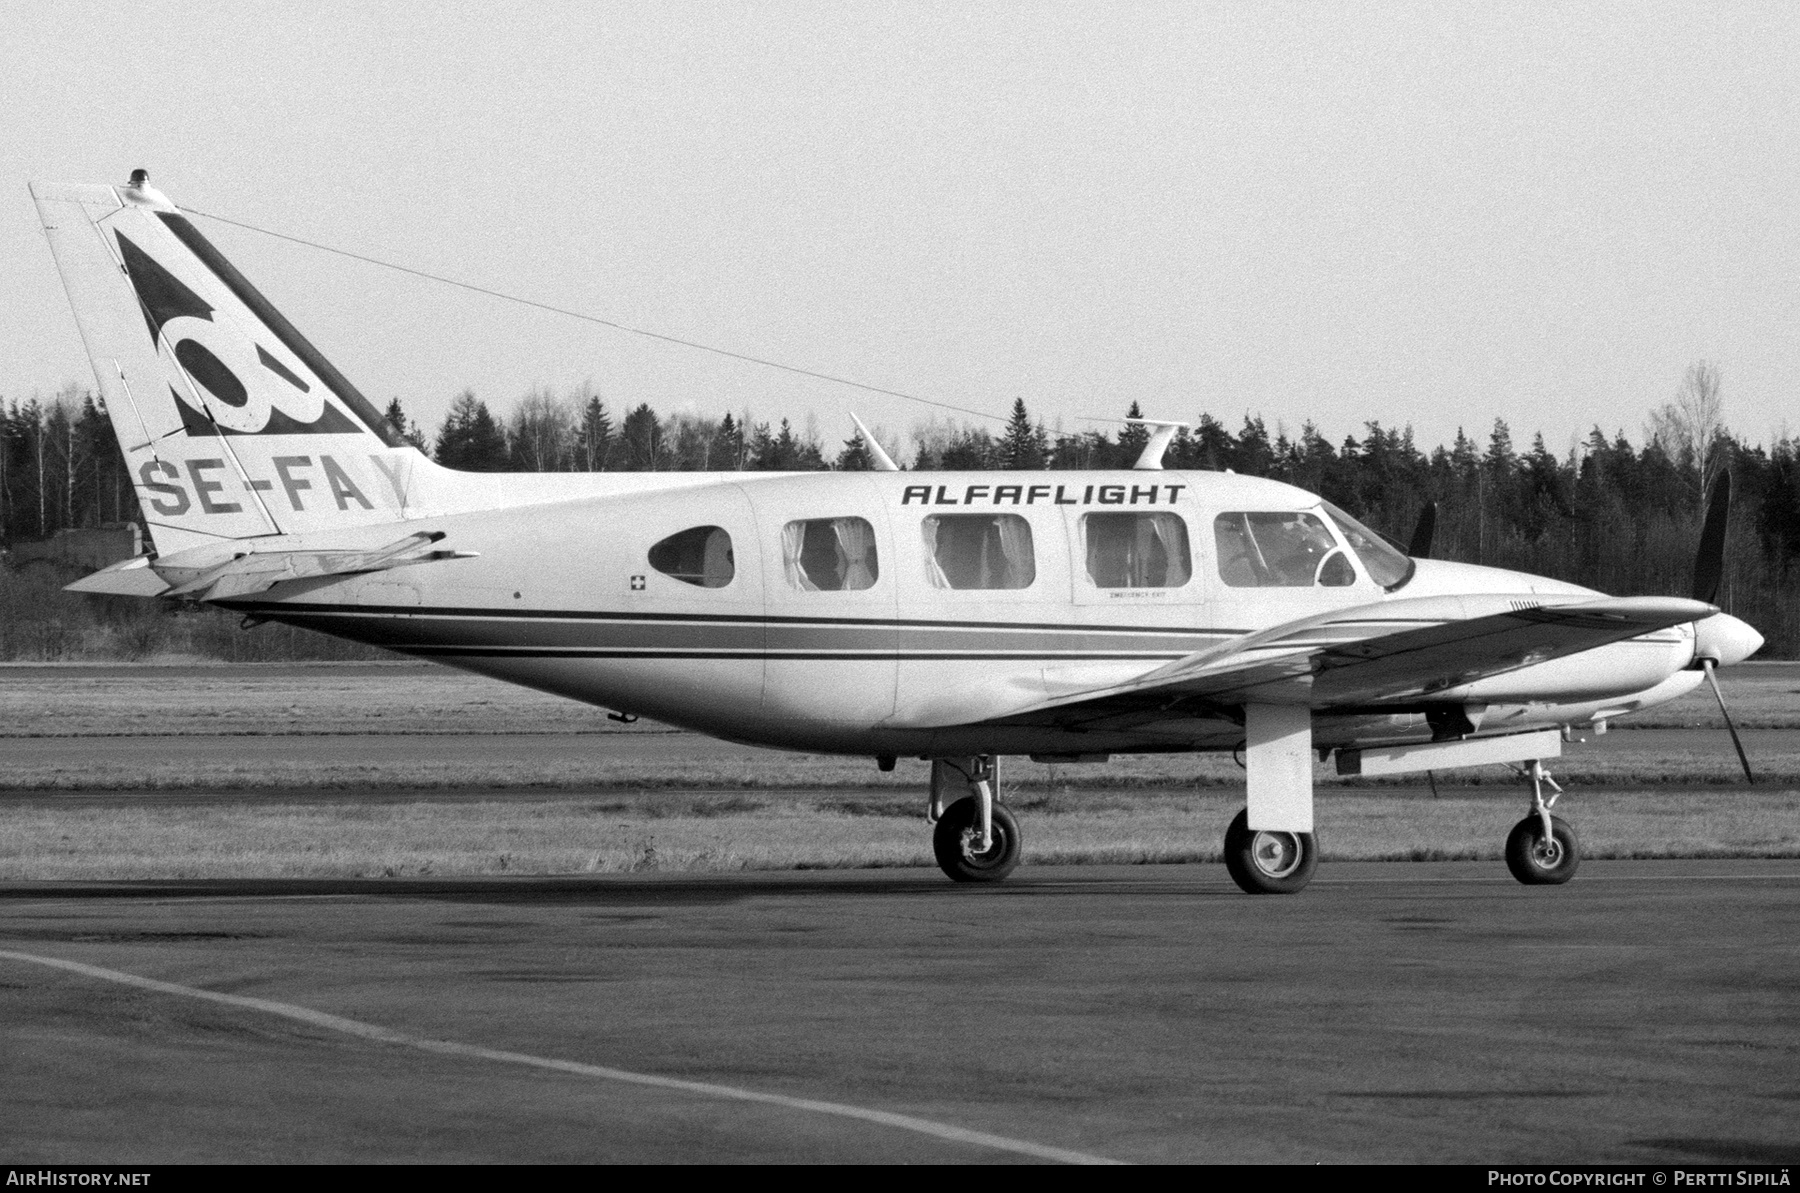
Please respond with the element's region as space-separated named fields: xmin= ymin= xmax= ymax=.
xmin=1082 ymin=513 xmax=1191 ymax=588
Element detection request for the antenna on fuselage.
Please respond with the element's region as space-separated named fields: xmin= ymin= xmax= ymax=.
xmin=1125 ymin=419 xmax=1188 ymax=470
xmin=848 ymin=413 xmax=900 ymax=471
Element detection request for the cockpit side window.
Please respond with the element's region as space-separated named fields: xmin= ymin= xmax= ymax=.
xmin=1082 ymin=512 xmax=1191 ymax=588
xmin=922 ymin=514 xmax=1035 ymax=589
xmin=1214 ymin=512 xmax=1357 ymax=588
xmin=1321 ymin=501 xmax=1415 ymax=590
xmin=783 ymin=517 xmax=879 ymax=591
xmin=648 ymin=525 xmax=735 ymax=588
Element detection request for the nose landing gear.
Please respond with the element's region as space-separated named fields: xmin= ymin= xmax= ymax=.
xmin=1505 ymin=759 xmax=1580 ymax=885
xmin=928 ymin=756 xmax=1021 ymax=883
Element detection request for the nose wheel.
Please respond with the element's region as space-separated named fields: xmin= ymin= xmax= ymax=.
xmin=1505 ymin=760 xmax=1580 ymax=885
xmin=933 ymin=797 xmax=1022 ymax=882
xmin=1223 ymin=809 xmax=1319 ymax=894
xmin=927 ymin=756 xmax=1021 ymax=882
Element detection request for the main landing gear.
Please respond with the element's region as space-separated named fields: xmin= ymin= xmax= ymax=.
xmin=1505 ymin=759 xmax=1580 ymax=885
xmin=927 ymin=757 xmax=1021 ymax=882
xmin=1222 ymin=809 xmax=1320 ymax=895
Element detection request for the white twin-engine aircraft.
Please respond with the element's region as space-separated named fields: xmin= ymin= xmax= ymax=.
xmin=33 ymin=173 xmax=1764 ymax=895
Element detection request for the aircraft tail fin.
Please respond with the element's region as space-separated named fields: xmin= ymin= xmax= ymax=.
xmin=31 ymin=174 xmax=416 ymax=559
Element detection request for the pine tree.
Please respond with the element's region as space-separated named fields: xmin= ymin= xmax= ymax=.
xmin=836 ymin=430 xmax=875 ymax=471
xmin=712 ymin=412 xmax=745 ymax=470
xmin=620 ymin=403 xmax=664 ymax=471
xmin=383 ymin=398 xmax=431 ymax=453
xmin=575 ymin=395 xmax=613 ymax=471
xmin=434 ymin=390 xmax=510 ymax=471
xmin=1116 ymin=401 xmax=1149 ymax=464
xmin=1001 ymin=398 xmax=1046 ymax=470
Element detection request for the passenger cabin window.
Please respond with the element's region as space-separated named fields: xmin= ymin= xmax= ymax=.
xmin=1082 ymin=512 xmax=1191 ymax=588
xmin=648 ymin=525 xmax=735 ymax=588
xmin=922 ymin=514 xmax=1035 ymax=590
xmin=1214 ymin=512 xmax=1356 ymax=588
xmin=783 ymin=517 xmax=879 ymax=591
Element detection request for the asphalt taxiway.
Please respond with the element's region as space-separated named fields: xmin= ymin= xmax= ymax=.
xmin=2 ymin=860 xmax=1797 ymax=1163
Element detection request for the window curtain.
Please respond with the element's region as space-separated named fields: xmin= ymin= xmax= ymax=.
xmin=921 ymin=517 xmax=952 ymax=588
xmin=1148 ymin=514 xmax=1189 ymax=585
xmin=1132 ymin=516 xmax=1158 ymax=586
xmin=834 ymin=518 xmax=876 ymax=590
xmin=783 ymin=521 xmax=818 ymax=591
xmin=993 ymin=516 xmax=1033 ymax=588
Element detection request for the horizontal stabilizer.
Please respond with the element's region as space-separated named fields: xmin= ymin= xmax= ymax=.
xmin=63 ymin=555 xmax=170 ymax=598
xmin=159 ymin=531 xmax=477 ymax=600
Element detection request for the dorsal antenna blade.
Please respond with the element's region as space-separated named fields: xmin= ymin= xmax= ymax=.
xmin=1125 ymin=419 xmax=1188 ymax=470
xmin=848 ymin=413 xmax=899 ymax=472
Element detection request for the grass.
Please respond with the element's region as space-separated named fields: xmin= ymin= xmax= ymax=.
xmin=1 ymin=661 xmax=1795 ymax=878
xmin=4 ymin=659 xmax=1797 ymax=738
xmin=3 ymin=788 xmax=1797 ymax=881
xmin=4 ymin=745 xmax=1799 ymax=793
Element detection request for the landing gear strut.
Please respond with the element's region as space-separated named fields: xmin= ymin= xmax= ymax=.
xmin=1505 ymin=759 xmax=1580 ymax=885
xmin=928 ymin=756 xmax=1021 ymax=883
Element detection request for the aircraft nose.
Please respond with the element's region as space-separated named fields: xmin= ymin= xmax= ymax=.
xmin=1694 ymin=613 xmax=1764 ymax=667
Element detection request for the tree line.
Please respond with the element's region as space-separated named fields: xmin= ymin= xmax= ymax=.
xmin=5 ymin=361 xmax=1799 ymax=655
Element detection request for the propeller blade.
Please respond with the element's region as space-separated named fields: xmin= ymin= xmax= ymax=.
xmin=1702 ymin=658 xmax=1755 ymax=784
xmin=1692 ymin=472 xmax=1731 ymax=604
xmin=1407 ymin=502 xmax=1437 ymax=559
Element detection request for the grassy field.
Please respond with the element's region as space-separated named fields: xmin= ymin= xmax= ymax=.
xmin=3 ymin=788 xmax=1796 ymax=881
xmin=5 ymin=658 xmax=1798 ymax=738
xmin=3 ymin=735 xmax=1798 ymax=793
xmin=1 ymin=661 xmax=1795 ymax=878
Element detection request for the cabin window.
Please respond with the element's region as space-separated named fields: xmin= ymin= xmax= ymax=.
xmin=922 ymin=514 xmax=1035 ymax=590
xmin=1082 ymin=512 xmax=1191 ymax=588
xmin=783 ymin=517 xmax=879 ymax=591
xmin=648 ymin=525 xmax=735 ymax=588
xmin=1213 ymin=512 xmax=1357 ymax=588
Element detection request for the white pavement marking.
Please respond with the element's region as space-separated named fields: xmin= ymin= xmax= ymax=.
xmin=0 ymin=948 xmax=1122 ymax=1166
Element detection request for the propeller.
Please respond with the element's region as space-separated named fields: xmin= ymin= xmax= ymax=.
xmin=1690 ymin=472 xmax=1755 ymax=783
xmin=1692 ymin=471 xmax=1730 ymax=604
xmin=1407 ymin=502 xmax=1438 ymax=559
xmin=1700 ymin=658 xmax=1754 ymax=784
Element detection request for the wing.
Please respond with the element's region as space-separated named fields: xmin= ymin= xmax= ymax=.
xmin=965 ymin=594 xmax=1711 ymax=731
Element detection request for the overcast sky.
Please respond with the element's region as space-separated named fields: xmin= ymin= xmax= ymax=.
xmin=5 ymin=2 xmax=1797 ymax=459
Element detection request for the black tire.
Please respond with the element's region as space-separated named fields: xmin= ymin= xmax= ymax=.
xmin=1222 ymin=808 xmax=1319 ymax=895
xmin=932 ymin=797 xmax=1021 ymax=883
xmin=1505 ymin=814 xmax=1580 ymax=885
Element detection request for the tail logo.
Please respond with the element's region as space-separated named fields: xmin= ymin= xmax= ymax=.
xmin=118 ymin=231 xmax=362 ymax=437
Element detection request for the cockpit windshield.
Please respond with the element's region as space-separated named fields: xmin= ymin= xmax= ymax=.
xmin=1320 ymin=502 xmax=1414 ymax=590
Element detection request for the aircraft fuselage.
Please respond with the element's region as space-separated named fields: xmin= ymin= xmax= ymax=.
xmin=218 ymin=467 xmax=1708 ymax=758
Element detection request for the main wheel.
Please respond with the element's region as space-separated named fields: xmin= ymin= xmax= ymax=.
xmin=932 ymin=797 xmax=1021 ymax=883
xmin=1505 ymin=814 xmax=1579 ymax=885
xmin=1223 ymin=809 xmax=1319 ymax=895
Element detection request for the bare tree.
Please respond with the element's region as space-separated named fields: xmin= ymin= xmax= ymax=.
xmin=506 ymin=385 xmax=575 ymax=472
xmin=1648 ymin=360 xmax=1726 ymax=510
